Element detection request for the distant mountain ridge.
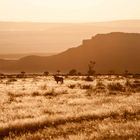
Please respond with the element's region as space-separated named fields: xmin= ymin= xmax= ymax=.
xmin=0 ymin=20 xmax=140 ymax=53
xmin=0 ymin=53 xmax=57 ymax=60
xmin=0 ymin=32 xmax=140 ymax=74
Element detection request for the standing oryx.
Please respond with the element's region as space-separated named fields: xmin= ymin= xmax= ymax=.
xmin=54 ymin=75 xmax=64 ymax=84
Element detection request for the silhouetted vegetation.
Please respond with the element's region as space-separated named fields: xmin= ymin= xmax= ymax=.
xmin=68 ymin=69 xmax=77 ymax=76
xmin=16 ymin=71 xmax=26 ymax=78
xmin=108 ymin=82 xmax=125 ymax=92
xmin=44 ymin=71 xmax=49 ymax=76
xmin=85 ymin=76 xmax=93 ymax=81
xmin=68 ymin=84 xmax=76 ymax=89
xmin=56 ymin=70 xmax=61 ymax=75
xmin=87 ymin=61 xmax=96 ymax=76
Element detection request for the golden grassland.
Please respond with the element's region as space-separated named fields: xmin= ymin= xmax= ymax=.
xmin=0 ymin=75 xmax=140 ymax=140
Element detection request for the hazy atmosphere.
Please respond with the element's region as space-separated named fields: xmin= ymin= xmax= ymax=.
xmin=0 ymin=0 xmax=140 ymax=54
xmin=0 ymin=0 xmax=140 ymax=22
xmin=0 ymin=1 xmax=140 ymax=140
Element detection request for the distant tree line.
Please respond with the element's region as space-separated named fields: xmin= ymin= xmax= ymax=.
xmin=0 ymin=60 xmax=139 ymax=79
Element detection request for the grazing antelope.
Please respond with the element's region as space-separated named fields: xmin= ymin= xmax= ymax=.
xmin=54 ymin=75 xmax=64 ymax=84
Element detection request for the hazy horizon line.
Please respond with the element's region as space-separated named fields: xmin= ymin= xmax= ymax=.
xmin=0 ymin=19 xmax=140 ymax=24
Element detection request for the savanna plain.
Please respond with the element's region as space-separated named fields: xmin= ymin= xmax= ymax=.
xmin=0 ymin=75 xmax=140 ymax=140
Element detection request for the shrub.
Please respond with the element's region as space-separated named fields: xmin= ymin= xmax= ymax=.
xmin=8 ymin=92 xmax=24 ymax=98
xmin=85 ymin=88 xmax=97 ymax=96
xmin=43 ymin=89 xmax=56 ymax=97
xmin=40 ymin=85 xmax=47 ymax=90
xmin=85 ymin=76 xmax=93 ymax=82
xmin=96 ymin=81 xmax=105 ymax=88
xmin=133 ymin=80 xmax=140 ymax=84
xmin=32 ymin=91 xmax=40 ymax=97
xmin=7 ymin=92 xmax=15 ymax=103
xmin=44 ymin=71 xmax=49 ymax=76
xmin=108 ymin=91 xmax=118 ymax=95
xmin=7 ymin=78 xmax=17 ymax=83
xmin=7 ymin=92 xmax=24 ymax=103
xmin=95 ymin=81 xmax=107 ymax=93
xmin=68 ymin=84 xmax=76 ymax=89
xmin=68 ymin=69 xmax=77 ymax=76
xmin=126 ymin=80 xmax=140 ymax=92
xmin=81 ymin=84 xmax=92 ymax=89
xmin=57 ymin=90 xmax=68 ymax=95
xmin=108 ymin=82 xmax=125 ymax=92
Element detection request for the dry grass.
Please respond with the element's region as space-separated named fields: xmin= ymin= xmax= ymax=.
xmin=0 ymin=75 xmax=139 ymax=139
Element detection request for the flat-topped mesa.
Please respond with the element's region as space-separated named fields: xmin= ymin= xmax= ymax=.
xmin=93 ymin=32 xmax=140 ymax=39
xmin=82 ymin=32 xmax=140 ymax=47
xmin=0 ymin=32 xmax=140 ymax=73
xmin=82 ymin=32 xmax=122 ymax=46
xmin=82 ymin=39 xmax=91 ymax=46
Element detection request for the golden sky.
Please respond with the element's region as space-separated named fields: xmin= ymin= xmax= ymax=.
xmin=0 ymin=0 xmax=140 ymax=22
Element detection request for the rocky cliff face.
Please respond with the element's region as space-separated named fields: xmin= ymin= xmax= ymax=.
xmin=0 ymin=32 xmax=140 ymax=74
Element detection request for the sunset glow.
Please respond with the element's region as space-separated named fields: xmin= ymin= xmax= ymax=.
xmin=0 ymin=0 xmax=140 ymax=22
xmin=0 ymin=0 xmax=140 ymax=139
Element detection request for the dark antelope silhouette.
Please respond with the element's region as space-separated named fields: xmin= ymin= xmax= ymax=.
xmin=54 ymin=75 xmax=64 ymax=84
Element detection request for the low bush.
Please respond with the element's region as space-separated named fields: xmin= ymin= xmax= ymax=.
xmin=85 ymin=76 xmax=93 ymax=82
xmin=108 ymin=82 xmax=125 ymax=92
xmin=94 ymin=81 xmax=107 ymax=93
xmin=32 ymin=91 xmax=40 ymax=97
xmin=126 ymin=80 xmax=140 ymax=92
xmin=6 ymin=78 xmax=17 ymax=83
xmin=81 ymin=84 xmax=92 ymax=90
xmin=40 ymin=84 xmax=47 ymax=90
xmin=68 ymin=84 xmax=76 ymax=89
xmin=43 ymin=89 xmax=56 ymax=97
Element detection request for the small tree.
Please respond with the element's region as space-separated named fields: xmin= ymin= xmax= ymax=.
xmin=77 ymin=72 xmax=82 ymax=76
xmin=44 ymin=71 xmax=49 ymax=76
xmin=16 ymin=71 xmax=26 ymax=78
xmin=69 ymin=69 xmax=77 ymax=76
xmin=57 ymin=70 xmax=60 ymax=75
xmin=109 ymin=70 xmax=115 ymax=75
xmin=87 ymin=61 xmax=96 ymax=76
xmin=124 ymin=70 xmax=129 ymax=77
xmin=21 ymin=71 xmax=26 ymax=78
xmin=0 ymin=73 xmax=5 ymax=79
xmin=21 ymin=71 xmax=25 ymax=75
